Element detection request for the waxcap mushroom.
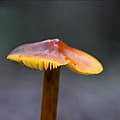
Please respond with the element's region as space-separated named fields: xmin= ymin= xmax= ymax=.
xmin=7 ymin=38 xmax=103 ymax=74
xmin=7 ymin=38 xmax=103 ymax=120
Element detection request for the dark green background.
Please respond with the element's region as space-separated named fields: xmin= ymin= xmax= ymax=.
xmin=0 ymin=1 xmax=120 ymax=120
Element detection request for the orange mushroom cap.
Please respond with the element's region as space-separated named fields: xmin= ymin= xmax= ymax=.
xmin=7 ymin=39 xmax=103 ymax=74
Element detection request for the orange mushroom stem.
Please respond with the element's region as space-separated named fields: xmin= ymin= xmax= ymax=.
xmin=41 ymin=67 xmax=60 ymax=120
xmin=7 ymin=39 xmax=103 ymax=120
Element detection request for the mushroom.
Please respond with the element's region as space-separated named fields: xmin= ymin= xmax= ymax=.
xmin=7 ymin=39 xmax=103 ymax=120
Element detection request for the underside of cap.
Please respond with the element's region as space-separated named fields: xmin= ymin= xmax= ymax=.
xmin=7 ymin=39 xmax=103 ymax=74
xmin=7 ymin=54 xmax=68 ymax=70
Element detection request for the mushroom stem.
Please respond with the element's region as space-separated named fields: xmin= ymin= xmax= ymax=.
xmin=41 ymin=67 xmax=60 ymax=120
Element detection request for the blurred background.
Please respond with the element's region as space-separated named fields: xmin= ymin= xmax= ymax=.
xmin=0 ymin=1 xmax=120 ymax=120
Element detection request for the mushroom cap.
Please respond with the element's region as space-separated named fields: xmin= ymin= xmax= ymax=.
xmin=7 ymin=39 xmax=103 ymax=74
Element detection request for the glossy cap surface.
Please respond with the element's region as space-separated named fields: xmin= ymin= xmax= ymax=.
xmin=7 ymin=39 xmax=103 ymax=74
